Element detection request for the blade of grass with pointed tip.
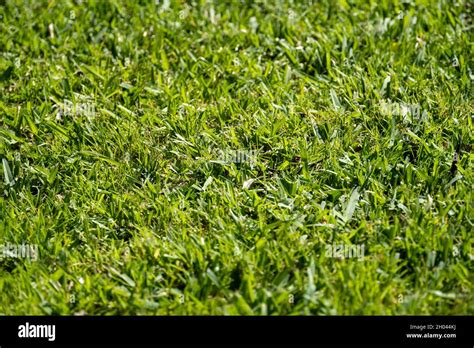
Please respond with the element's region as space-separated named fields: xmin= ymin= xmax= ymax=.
xmin=343 ymin=187 xmax=360 ymax=223
xmin=2 ymin=158 xmax=14 ymax=186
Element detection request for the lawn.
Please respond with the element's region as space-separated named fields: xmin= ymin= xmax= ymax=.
xmin=0 ymin=0 xmax=472 ymax=315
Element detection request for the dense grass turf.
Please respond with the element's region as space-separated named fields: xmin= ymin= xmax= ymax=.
xmin=0 ymin=0 xmax=472 ymax=315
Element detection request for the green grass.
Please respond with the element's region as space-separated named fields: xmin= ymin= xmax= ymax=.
xmin=0 ymin=0 xmax=472 ymax=315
